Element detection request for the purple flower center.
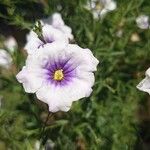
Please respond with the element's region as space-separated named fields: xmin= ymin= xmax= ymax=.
xmin=44 ymin=57 xmax=77 ymax=86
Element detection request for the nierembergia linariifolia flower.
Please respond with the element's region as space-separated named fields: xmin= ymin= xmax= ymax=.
xmin=86 ymin=0 xmax=117 ymax=19
xmin=16 ymin=43 xmax=99 ymax=112
xmin=136 ymin=15 xmax=150 ymax=29
xmin=25 ymin=24 xmax=68 ymax=54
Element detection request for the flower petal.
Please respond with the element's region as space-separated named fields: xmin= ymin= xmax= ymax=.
xmin=4 ymin=36 xmax=17 ymax=52
xmin=59 ymin=25 xmax=74 ymax=40
xmin=137 ymin=77 xmax=150 ymax=94
xmin=50 ymin=13 xmax=65 ymax=27
xmin=25 ymin=31 xmax=43 ymax=54
xmin=42 ymin=24 xmax=68 ymax=44
xmin=36 ymin=75 xmax=93 ymax=112
xmin=16 ymin=66 xmax=44 ymax=93
xmin=42 ymin=13 xmax=73 ymax=40
xmin=0 ymin=49 xmax=12 ymax=69
xmin=65 ymin=44 xmax=99 ymax=72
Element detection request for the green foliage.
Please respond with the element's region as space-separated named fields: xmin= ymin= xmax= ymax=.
xmin=0 ymin=0 xmax=150 ymax=149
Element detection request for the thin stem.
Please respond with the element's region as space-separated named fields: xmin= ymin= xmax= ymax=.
xmin=40 ymin=112 xmax=53 ymax=141
xmin=40 ymin=111 xmax=53 ymax=148
xmin=40 ymin=112 xmax=52 ymax=138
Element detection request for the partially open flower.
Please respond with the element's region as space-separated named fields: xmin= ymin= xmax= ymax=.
xmin=16 ymin=44 xmax=99 ymax=112
xmin=41 ymin=13 xmax=74 ymax=40
xmin=137 ymin=68 xmax=150 ymax=94
xmin=25 ymin=24 xmax=68 ymax=54
xmin=0 ymin=49 xmax=12 ymax=69
xmin=4 ymin=36 xmax=18 ymax=53
xmin=136 ymin=15 xmax=150 ymax=29
xmin=86 ymin=0 xmax=117 ymax=18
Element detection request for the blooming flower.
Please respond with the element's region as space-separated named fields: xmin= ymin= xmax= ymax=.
xmin=25 ymin=24 xmax=68 ymax=54
xmin=0 ymin=49 xmax=12 ymax=69
xmin=137 ymin=68 xmax=150 ymax=94
xmin=16 ymin=44 xmax=99 ymax=112
xmin=42 ymin=13 xmax=74 ymax=40
xmin=4 ymin=36 xmax=18 ymax=53
xmin=136 ymin=15 xmax=150 ymax=29
xmin=86 ymin=0 xmax=117 ymax=18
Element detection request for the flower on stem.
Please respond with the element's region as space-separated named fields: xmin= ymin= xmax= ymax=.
xmin=0 ymin=49 xmax=12 ymax=69
xmin=137 ymin=68 xmax=150 ymax=94
xmin=136 ymin=15 xmax=150 ymax=29
xmin=25 ymin=24 xmax=68 ymax=55
xmin=16 ymin=44 xmax=99 ymax=112
xmin=86 ymin=0 xmax=117 ymax=19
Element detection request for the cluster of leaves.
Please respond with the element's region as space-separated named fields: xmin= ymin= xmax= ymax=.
xmin=0 ymin=0 xmax=150 ymax=149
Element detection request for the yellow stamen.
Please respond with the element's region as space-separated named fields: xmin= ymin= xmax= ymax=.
xmin=53 ymin=69 xmax=64 ymax=81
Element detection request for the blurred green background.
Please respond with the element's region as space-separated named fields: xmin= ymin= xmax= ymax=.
xmin=0 ymin=0 xmax=150 ymax=149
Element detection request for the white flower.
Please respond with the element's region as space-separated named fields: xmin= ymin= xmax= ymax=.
xmin=4 ymin=36 xmax=17 ymax=53
xmin=41 ymin=13 xmax=74 ymax=40
xmin=25 ymin=24 xmax=68 ymax=55
xmin=86 ymin=0 xmax=117 ymax=18
xmin=137 ymin=68 xmax=150 ymax=94
xmin=0 ymin=49 xmax=12 ymax=69
xmin=136 ymin=15 xmax=150 ymax=29
xmin=16 ymin=44 xmax=99 ymax=112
